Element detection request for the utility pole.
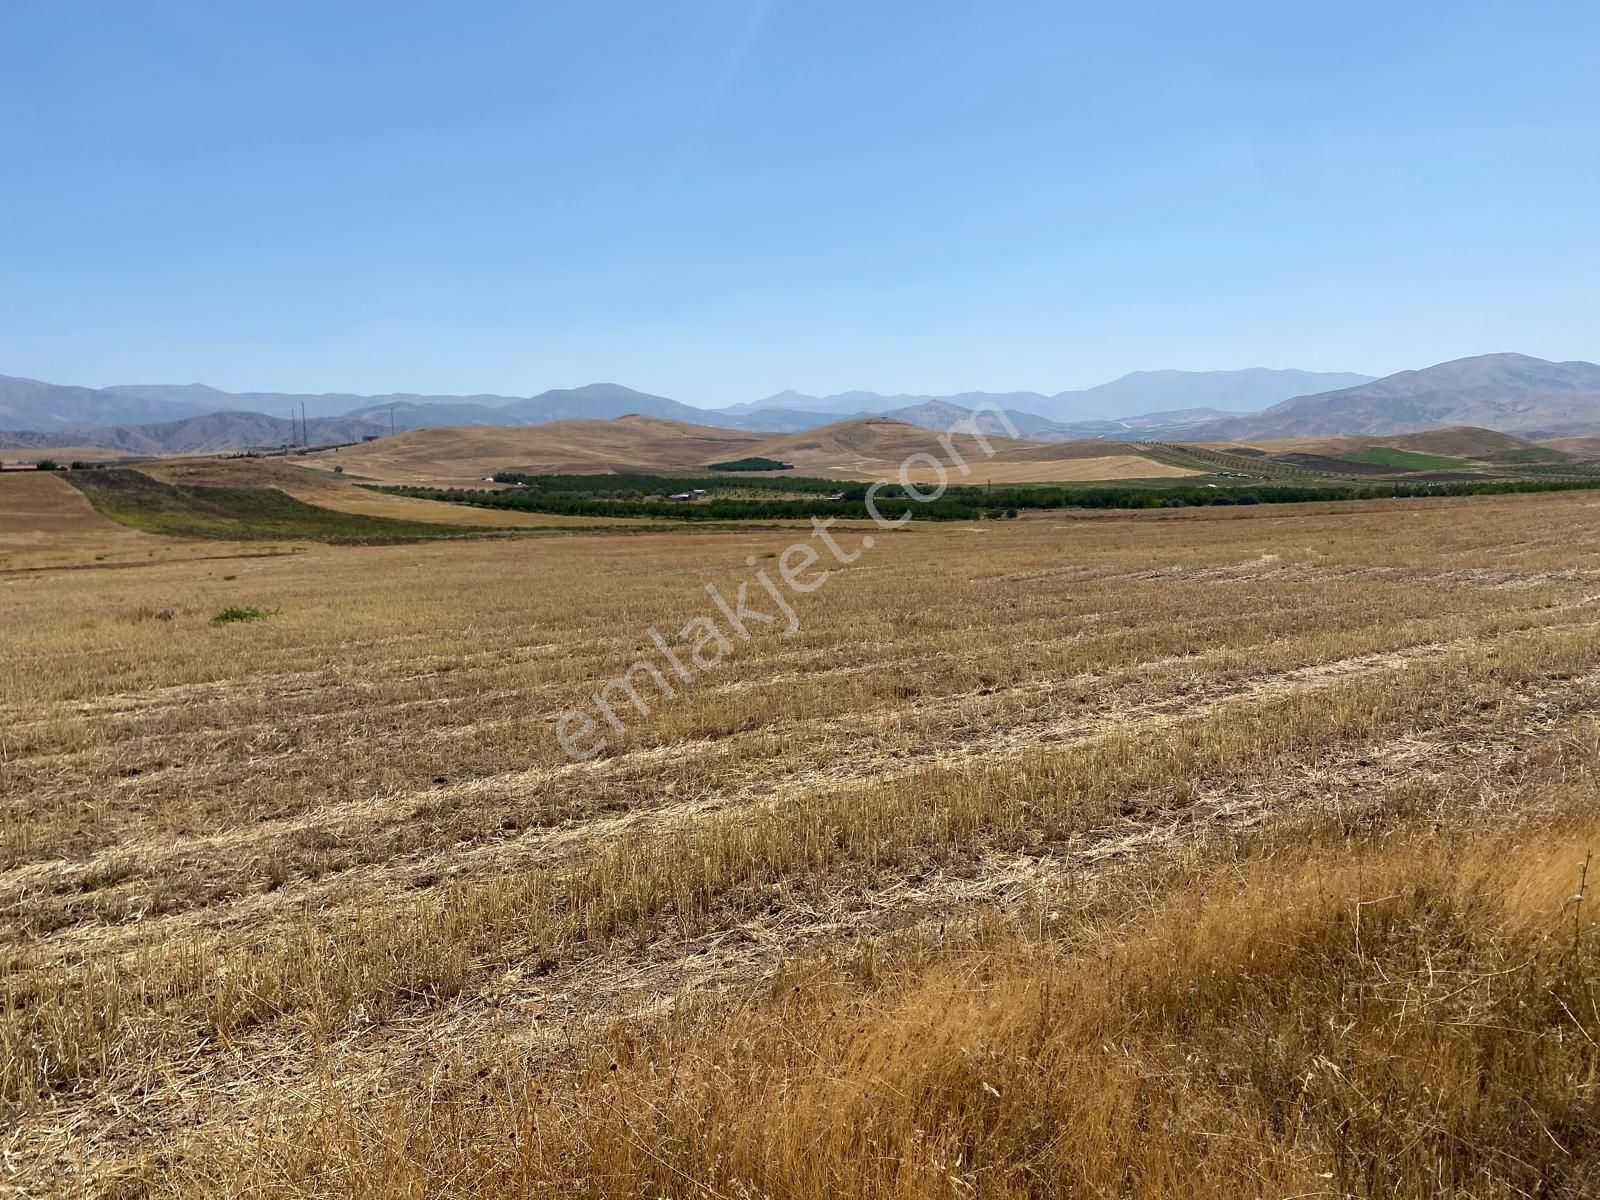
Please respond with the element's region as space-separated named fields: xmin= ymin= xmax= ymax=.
xmin=289 ymin=408 xmax=297 ymax=446
xmin=390 ymin=404 xmax=396 ymax=436
xmin=301 ymin=400 xmax=308 ymax=448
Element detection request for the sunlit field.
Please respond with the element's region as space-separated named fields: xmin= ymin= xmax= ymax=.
xmin=6 ymin=489 xmax=1600 ymax=1197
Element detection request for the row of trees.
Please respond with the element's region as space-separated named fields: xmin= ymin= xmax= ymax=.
xmin=378 ymin=475 xmax=1600 ymax=523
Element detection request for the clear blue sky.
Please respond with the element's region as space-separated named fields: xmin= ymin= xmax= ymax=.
xmin=3 ymin=0 xmax=1597 ymax=405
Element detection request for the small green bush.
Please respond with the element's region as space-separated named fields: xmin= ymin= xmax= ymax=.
xmin=34 ymin=459 xmax=58 ymax=471
xmin=211 ymin=606 xmax=278 ymax=625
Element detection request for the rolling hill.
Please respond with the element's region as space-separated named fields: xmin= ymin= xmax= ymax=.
xmin=869 ymin=400 xmax=1083 ymax=441
xmin=1169 ymin=427 xmax=1585 ymax=480
xmin=734 ymin=418 xmax=1197 ymax=482
xmin=1539 ymin=436 xmax=1600 ymax=460
xmin=292 ymin=416 xmax=1198 ymax=486
xmin=296 ymin=416 xmax=768 ymax=485
xmin=1240 ymin=427 xmax=1565 ymax=463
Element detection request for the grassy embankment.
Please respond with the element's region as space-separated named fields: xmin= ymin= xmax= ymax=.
xmin=67 ymin=469 xmax=515 ymax=543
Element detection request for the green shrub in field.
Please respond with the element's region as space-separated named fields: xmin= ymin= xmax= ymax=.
xmin=211 ymin=606 xmax=278 ymax=625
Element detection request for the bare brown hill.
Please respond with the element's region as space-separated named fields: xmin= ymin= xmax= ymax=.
xmin=1539 ymin=436 xmax=1600 ymax=460
xmin=292 ymin=417 xmax=766 ymax=485
xmin=0 ymin=446 xmax=144 ymax=468
xmin=1223 ymin=427 xmax=1569 ymax=465
xmin=289 ymin=416 xmax=1197 ymax=485
xmin=746 ymin=417 xmax=1197 ymax=482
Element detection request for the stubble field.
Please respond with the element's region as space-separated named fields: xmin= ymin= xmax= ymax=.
xmin=5 ymin=490 xmax=1600 ymax=1197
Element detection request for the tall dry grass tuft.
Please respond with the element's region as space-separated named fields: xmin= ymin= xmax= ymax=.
xmin=217 ymin=806 xmax=1600 ymax=1200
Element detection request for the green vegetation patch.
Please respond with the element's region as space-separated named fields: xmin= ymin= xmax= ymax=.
xmin=491 ymin=470 xmax=850 ymax=496
xmin=1345 ymin=447 xmax=1472 ymax=471
xmin=211 ymin=606 xmax=277 ymax=625
xmin=67 ymin=469 xmax=507 ymax=544
xmin=707 ymin=457 xmax=796 ymax=472
xmin=1482 ymin=446 xmax=1575 ymax=465
xmin=382 ymin=475 xmax=1600 ymax=523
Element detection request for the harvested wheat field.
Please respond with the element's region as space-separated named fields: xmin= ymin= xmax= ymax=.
xmin=6 ymin=490 xmax=1600 ymax=1197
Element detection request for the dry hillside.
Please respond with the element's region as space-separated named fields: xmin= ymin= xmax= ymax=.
xmin=0 ymin=446 xmax=146 ymax=467
xmin=746 ymin=417 xmax=1195 ymax=482
xmin=292 ymin=417 xmax=765 ymax=484
xmin=290 ymin=415 xmax=1195 ymax=486
xmin=1231 ymin=425 xmax=1555 ymax=461
xmin=1541 ymin=436 xmax=1600 ymax=460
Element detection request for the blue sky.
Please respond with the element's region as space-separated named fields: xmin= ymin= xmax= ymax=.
xmin=2 ymin=0 xmax=1597 ymax=405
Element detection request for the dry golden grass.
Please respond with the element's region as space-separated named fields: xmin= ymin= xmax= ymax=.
xmin=747 ymin=418 xmax=1196 ymax=481
xmin=285 ymin=415 xmax=1192 ymax=485
xmin=226 ymin=780 xmax=1600 ymax=1200
xmin=4 ymin=489 xmax=1600 ymax=1196
xmin=896 ymin=452 xmax=1192 ymax=484
xmin=0 ymin=448 xmax=144 ymax=466
xmin=290 ymin=416 xmax=765 ymax=485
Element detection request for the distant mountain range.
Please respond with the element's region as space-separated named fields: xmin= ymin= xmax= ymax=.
xmin=2 ymin=356 xmax=1598 ymax=456
xmin=0 ymin=411 xmax=387 ymax=455
xmin=744 ymin=369 xmax=1375 ymax=425
xmin=0 ymin=368 xmax=1371 ymax=454
xmin=1188 ymin=354 xmax=1600 ymax=440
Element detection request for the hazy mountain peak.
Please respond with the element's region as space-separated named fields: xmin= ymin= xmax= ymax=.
xmin=106 ymin=382 xmax=233 ymax=399
xmin=1194 ymin=353 xmax=1600 ymax=439
xmin=558 ymin=383 xmax=659 ymax=400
